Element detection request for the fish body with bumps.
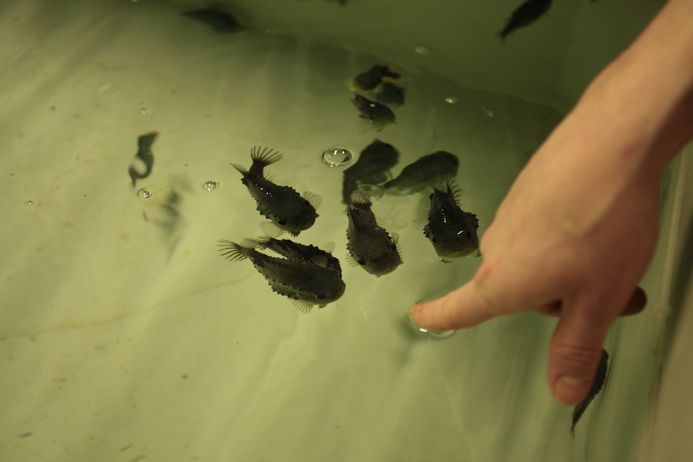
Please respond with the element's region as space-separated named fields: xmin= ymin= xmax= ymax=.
xmin=252 ymin=237 xmax=342 ymax=276
xmin=424 ymin=178 xmax=480 ymax=262
xmin=232 ymin=146 xmax=319 ymax=236
xmin=384 ymin=151 xmax=459 ymax=195
xmin=219 ymin=240 xmax=345 ymax=311
xmin=342 ymin=139 xmax=399 ymax=203
xmin=346 ymin=196 xmax=402 ymax=276
xmin=351 ymin=94 xmax=396 ymax=129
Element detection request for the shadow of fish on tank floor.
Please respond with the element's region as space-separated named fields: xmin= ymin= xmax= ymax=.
xmin=218 ymin=237 xmax=345 ymax=313
xmin=181 ymin=6 xmax=241 ymax=34
xmin=571 ymin=349 xmax=610 ymax=436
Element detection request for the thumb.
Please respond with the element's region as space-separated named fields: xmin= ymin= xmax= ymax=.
xmin=548 ymin=305 xmax=612 ymax=405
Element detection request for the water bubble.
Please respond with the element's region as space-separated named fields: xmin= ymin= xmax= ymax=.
xmin=25 ymin=200 xmax=33 ymax=206
xmin=139 ymin=107 xmax=148 ymax=115
xmin=136 ymin=188 xmax=152 ymax=198
xmin=203 ymin=180 xmax=219 ymax=192
xmin=444 ymin=96 xmax=458 ymax=105
xmin=321 ymin=146 xmax=353 ymax=168
xmin=414 ymin=46 xmax=431 ymax=55
xmin=481 ymin=105 xmax=495 ymax=118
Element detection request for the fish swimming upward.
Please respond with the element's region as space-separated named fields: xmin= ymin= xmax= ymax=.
xmin=342 ymin=139 xmax=400 ymax=203
xmin=571 ymin=349 xmax=609 ymax=435
xmin=383 ymin=151 xmax=459 ymax=195
xmin=232 ymin=146 xmax=320 ymax=236
xmin=346 ymin=194 xmax=402 ymax=276
xmin=498 ymin=0 xmax=552 ymax=40
xmin=351 ymin=94 xmax=396 ymax=129
xmin=218 ymin=239 xmax=345 ymax=312
xmin=424 ymin=178 xmax=480 ymax=262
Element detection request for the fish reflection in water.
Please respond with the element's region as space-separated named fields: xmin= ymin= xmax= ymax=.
xmin=351 ymin=94 xmax=396 ymax=129
xmin=218 ymin=238 xmax=345 ymax=312
xmin=384 ymin=151 xmax=459 ymax=195
xmin=342 ymin=139 xmax=399 ymax=204
xmin=128 ymin=131 xmax=158 ymax=187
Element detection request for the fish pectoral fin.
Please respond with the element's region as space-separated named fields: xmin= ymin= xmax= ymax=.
xmin=345 ymin=253 xmax=360 ymax=267
xmin=250 ymin=146 xmax=283 ymax=165
xmin=260 ymin=221 xmax=284 ymax=238
xmin=291 ymin=300 xmax=313 ymax=314
xmin=303 ymin=191 xmax=323 ymax=209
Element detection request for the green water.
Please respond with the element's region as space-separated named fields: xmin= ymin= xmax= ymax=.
xmin=0 ymin=1 xmax=669 ymax=461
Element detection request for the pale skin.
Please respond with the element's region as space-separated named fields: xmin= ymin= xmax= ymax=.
xmin=410 ymin=0 xmax=693 ymax=405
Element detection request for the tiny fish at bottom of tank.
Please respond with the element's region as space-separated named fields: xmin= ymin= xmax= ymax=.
xmin=346 ymin=194 xmax=402 ymax=276
xmin=351 ymin=94 xmax=396 ymax=129
xmin=232 ymin=146 xmax=321 ymax=236
xmin=571 ymin=349 xmax=609 ymax=435
xmin=218 ymin=239 xmax=345 ymax=312
xmin=424 ymin=177 xmax=480 ymax=262
xmin=383 ymin=150 xmax=459 ymax=195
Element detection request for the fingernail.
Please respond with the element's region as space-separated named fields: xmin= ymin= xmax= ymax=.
xmin=556 ymin=376 xmax=589 ymax=404
xmin=406 ymin=311 xmax=455 ymax=339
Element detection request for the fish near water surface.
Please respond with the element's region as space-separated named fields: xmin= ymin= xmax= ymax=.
xmin=424 ymin=178 xmax=480 ymax=262
xmin=342 ymin=139 xmax=400 ymax=203
xmin=232 ymin=146 xmax=320 ymax=236
xmin=346 ymin=195 xmax=402 ymax=276
xmin=498 ymin=0 xmax=552 ymax=40
xmin=351 ymin=94 xmax=396 ymax=129
xmin=384 ymin=151 xmax=459 ymax=195
xmin=218 ymin=239 xmax=345 ymax=312
xmin=571 ymin=349 xmax=609 ymax=434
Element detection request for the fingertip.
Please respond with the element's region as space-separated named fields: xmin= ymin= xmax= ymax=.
xmin=409 ymin=283 xmax=495 ymax=331
xmin=554 ymin=376 xmax=591 ymax=405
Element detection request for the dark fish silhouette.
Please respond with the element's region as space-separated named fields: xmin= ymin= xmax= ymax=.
xmin=251 ymin=237 xmax=342 ymax=276
xmin=424 ymin=178 xmax=480 ymax=262
xmin=376 ymin=82 xmax=405 ymax=106
xmin=571 ymin=349 xmax=609 ymax=435
xmin=342 ymin=139 xmax=400 ymax=203
xmin=182 ymin=8 xmax=240 ymax=33
xmin=384 ymin=151 xmax=459 ymax=195
xmin=498 ymin=0 xmax=552 ymax=40
xmin=351 ymin=94 xmax=396 ymax=129
xmin=128 ymin=131 xmax=158 ymax=187
xmin=232 ymin=146 xmax=320 ymax=236
xmin=352 ymin=65 xmax=400 ymax=91
xmin=219 ymin=240 xmax=345 ymax=312
xmin=346 ymin=194 xmax=402 ymax=276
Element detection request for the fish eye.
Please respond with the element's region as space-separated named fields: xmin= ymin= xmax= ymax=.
xmin=432 ymin=238 xmax=438 ymax=243
xmin=317 ymin=295 xmax=325 ymax=300
xmin=358 ymin=259 xmax=366 ymax=265
xmin=278 ymin=219 xmax=287 ymax=225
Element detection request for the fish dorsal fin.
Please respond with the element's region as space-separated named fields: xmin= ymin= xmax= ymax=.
xmin=345 ymin=253 xmax=360 ymax=267
xmin=291 ymin=299 xmax=313 ymax=314
xmin=374 ymin=214 xmax=389 ymax=230
xmin=349 ymin=189 xmax=372 ymax=206
xmin=217 ymin=239 xmax=249 ymax=261
xmin=432 ymin=176 xmax=461 ymax=203
xmin=260 ymin=221 xmax=284 ymax=238
xmin=303 ymin=191 xmax=322 ymax=209
xmin=250 ymin=145 xmax=283 ymax=165
xmin=391 ymin=232 xmax=403 ymax=259
xmin=320 ymin=241 xmax=335 ymax=254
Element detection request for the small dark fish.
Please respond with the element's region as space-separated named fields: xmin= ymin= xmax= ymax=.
xmin=232 ymin=146 xmax=319 ymax=236
xmin=351 ymin=94 xmax=396 ymax=129
xmin=376 ymin=81 xmax=405 ymax=106
xmin=352 ymin=65 xmax=400 ymax=91
xmin=424 ymin=178 xmax=480 ymax=262
xmin=128 ymin=131 xmax=158 ymax=187
xmin=498 ymin=0 xmax=552 ymax=40
xmin=182 ymin=8 xmax=240 ymax=34
xmin=252 ymin=237 xmax=342 ymax=276
xmin=346 ymin=195 xmax=402 ymax=276
xmin=384 ymin=151 xmax=459 ymax=195
xmin=571 ymin=349 xmax=609 ymax=435
xmin=342 ymin=139 xmax=400 ymax=203
xmin=218 ymin=240 xmax=345 ymax=312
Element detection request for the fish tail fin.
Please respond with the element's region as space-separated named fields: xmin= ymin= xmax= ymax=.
xmin=217 ymin=239 xmax=253 ymax=262
xmin=348 ymin=189 xmax=372 ymax=207
xmin=249 ymin=146 xmax=282 ymax=175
